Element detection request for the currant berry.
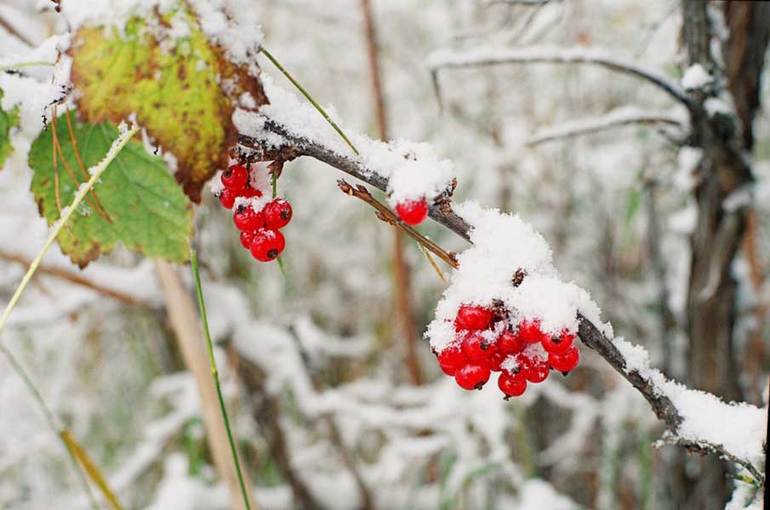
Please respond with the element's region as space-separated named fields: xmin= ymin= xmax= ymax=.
xmin=497 ymin=329 xmax=525 ymax=354
xmin=240 ymin=230 xmax=257 ymax=250
xmin=542 ymin=330 xmax=575 ymax=354
xmin=395 ymin=198 xmax=429 ymax=226
xmin=455 ymin=304 xmax=494 ymax=331
xmin=461 ymin=332 xmax=493 ymax=361
xmin=437 ymin=343 xmax=466 ymax=376
xmin=264 ymin=198 xmax=293 ymax=229
xmin=548 ymin=346 xmax=580 ymax=373
xmin=518 ymin=320 xmax=547 ymax=344
xmin=233 ymin=205 xmax=265 ymax=232
xmin=498 ymin=370 xmax=527 ymax=398
xmin=518 ymin=353 xmax=549 ymax=383
xmin=490 ymin=350 xmax=507 ymax=372
xmin=454 ymin=363 xmax=491 ymax=390
xmin=241 ymin=187 xmax=263 ymax=198
xmin=221 ymin=164 xmax=249 ymax=190
xmin=249 ymin=228 xmax=286 ymax=262
xmin=219 ymin=188 xmax=236 ymax=209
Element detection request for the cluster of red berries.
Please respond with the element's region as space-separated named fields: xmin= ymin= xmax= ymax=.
xmin=395 ymin=198 xmax=429 ymax=226
xmin=216 ymin=163 xmax=292 ymax=262
xmin=435 ymin=304 xmax=580 ymax=398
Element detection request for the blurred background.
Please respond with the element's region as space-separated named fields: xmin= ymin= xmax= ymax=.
xmin=0 ymin=0 xmax=767 ymax=509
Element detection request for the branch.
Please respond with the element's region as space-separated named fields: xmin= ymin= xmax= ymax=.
xmin=426 ymin=46 xmax=691 ymax=107
xmin=526 ymin=107 xmax=685 ymax=146
xmin=237 ymin=115 xmax=765 ymax=485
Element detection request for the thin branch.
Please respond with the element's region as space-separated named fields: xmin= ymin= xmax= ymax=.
xmin=426 ymin=46 xmax=691 ymax=107
xmin=237 ymin=117 xmax=764 ymax=484
xmin=336 ymin=180 xmax=458 ymax=269
xmin=0 ymin=249 xmax=153 ymax=308
xmin=0 ymin=14 xmax=34 ymax=47
xmin=526 ymin=107 xmax=685 ymax=146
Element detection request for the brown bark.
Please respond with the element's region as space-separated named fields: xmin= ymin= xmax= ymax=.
xmin=360 ymin=0 xmax=422 ymax=385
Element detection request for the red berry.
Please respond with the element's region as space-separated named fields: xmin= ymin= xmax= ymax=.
xmin=221 ymin=164 xmax=249 ymax=190
xmin=518 ymin=320 xmax=547 ymax=344
xmin=518 ymin=353 xmax=549 ymax=383
xmin=240 ymin=230 xmax=257 ymax=249
xmin=395 ymin=198 xmax=429 ymax=226
xmin=542 ymin=330 xmax=575 ymax=354
xmin=461 ymin=332 xmax=494 ymax=361
xmin=233 ymin=205 xmax=265 ymax=232
xmin=219 ymin=188 xmax=236 ymax=209
xmin=240 ymin=187 xmax=263 ymax=198
xmin=264 ymin=198 xmax=293 ymax=229
xmin=497 ymin=329 xmax=525 ymax=354
xmin=437 ymin=343 xmax=465 ymax=376
xmin=490 ymin=350 xmax=507 ymax=372
xmin=498 ymin=370 xmax=527 ymax=398
xmin=249 ymin=228 xmax=286 ymax=262
xmin=454 ymin=363 xmax=491 ymax=390
xmin=548 ymin=346 xmax=580 ymax=373
xmin=455 ymin=304 xmax=494 ymax=331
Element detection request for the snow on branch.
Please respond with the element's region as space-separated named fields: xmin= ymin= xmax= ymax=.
xmin=526 ymin=106 xmax=687 ymax=146
xmin=234 ymin=99 xmax=765 ymax=485
xmin=426 ymin=46 xmax=691 ymax=106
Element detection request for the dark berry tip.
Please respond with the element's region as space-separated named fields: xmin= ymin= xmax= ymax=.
xmin=267 ymin=249 xmax=279 ymax=259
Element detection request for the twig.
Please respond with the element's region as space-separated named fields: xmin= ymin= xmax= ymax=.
xmin=0 ymin=249 xmax=153 ymax=308
xmin=155 ymin=260 xmax=259 ymax=510
xmin=0 ymin=124 xmax=138 ymax=510
xmin=0 ymin=14 xmax=35 ymax=47
xmin=426 ymin=46 xmax=691 ymax=107
xmin=526 ymin=108 xmax=684 ymax=146
xmin=190 ymin=249 xmax=253 ymax=510
xmin=238 ymin=119 xmax=765 ymax=484
xmin=336 ymin=180 xmax=458 ymax=269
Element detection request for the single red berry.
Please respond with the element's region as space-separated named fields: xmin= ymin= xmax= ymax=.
xmin=455 ymin=304 xmax=494 ymax=331
xmin=496 ymin=329 xmax=525 ymax=354
xmin=264 ymin=198 xmax=293 ymax=229
xmin=498 ymin=370 xmax=527 ymax=398
xmin=518 ymin=353 xmax=549 ymax=383
xmin=454 ymin=363 xmax=491 ymax=390
xmin=437 ymin=343 xmax=465 ymax=376
xmin=240 ymin=186 xmax=263 ymax=198
xmin=249 ymin=228 xmax=286 ymax=262
xmin=233 ymin=205 xmax=265 ymax=232
xmin=490 ymin=350 xmax=507 ymax=372
xmin=518 ymin=320 xmax=548 ymax=344
xmin=395 ymin=198 xmax=429 ymax=226
xmin=240 ymin=230 xmax=257 ymax=249
xmin=542 ymin=330 xmax=575 ymax=354
xmin=221 ymin=164 xmax=249 ymax=190
xmin=219 ymin=188 xmax=236 ymax=209
xmin=461 ymin=332 xmax=494 ymax=361
xmin=548 ymin=346 xmax=580 ymax=373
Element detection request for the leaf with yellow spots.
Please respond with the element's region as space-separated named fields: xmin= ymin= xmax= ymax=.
xmin=70 ymin=8 xmax=266 ymax=201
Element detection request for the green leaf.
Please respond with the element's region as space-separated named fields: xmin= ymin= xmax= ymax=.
xmin=28 ymin=113 xmax=193 ymax=267
xmin=70 ymin=8 xmax=267 ymax=201
xmin=0 ymin=89 xmax=20 ymax=168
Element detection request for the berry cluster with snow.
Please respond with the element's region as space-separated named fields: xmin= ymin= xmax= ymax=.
xmin=212 ymin=161 xmax=292 ymax=262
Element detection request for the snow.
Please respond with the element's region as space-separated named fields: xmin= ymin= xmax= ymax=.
xmin=426 ymin=201 xmax=604 ymax=351
xmin=60 ymin=0 xmax=263 ymax=69
xmin=681 ymin=63 xmax=712 ymax=90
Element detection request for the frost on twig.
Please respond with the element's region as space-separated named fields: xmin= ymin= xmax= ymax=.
xmin=426 ymin=45 xmax=691 ymax=106
xmin=236 ymin=98 xmax=765 ymax=484
xmin=526 ymin=106 xmax=687 ymax=146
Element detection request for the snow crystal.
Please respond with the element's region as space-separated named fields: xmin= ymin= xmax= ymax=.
xmin=681 ymin=64 xmax=712 ymax=90
xmin=61 ymin=0 xmax=262 ymax=69
xmin=426 ymin=201 xmax=603 ymax=351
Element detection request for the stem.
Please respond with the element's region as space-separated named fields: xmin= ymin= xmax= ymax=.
xmin=0 ymin=61 xmax=55 ymax=72
xmin=259 ymin=47 xmax=360 ymax=155
xmin=0 ymin=124 xmax=137 ymax=509
xmin=190 ymin=249 xmax=252 ymax=510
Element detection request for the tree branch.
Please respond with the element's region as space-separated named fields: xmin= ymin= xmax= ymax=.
xmin=237 ymin=115 xmax=764 ymax=485
xmin=426 ymin=46 xmax=691 ymax=107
